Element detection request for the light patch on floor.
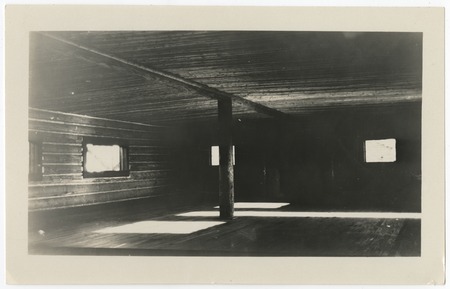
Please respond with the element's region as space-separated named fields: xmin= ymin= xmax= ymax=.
xmin=214 ymin=202 xmax=290 ymax=209
xmin=177 ymin=211 xmax=421 ymax=219
xmin=94 ymin=221 xmax=225 ymax=234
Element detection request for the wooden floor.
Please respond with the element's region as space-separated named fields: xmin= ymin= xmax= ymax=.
xmin=29 ymin=197 xmax=420 ymax=256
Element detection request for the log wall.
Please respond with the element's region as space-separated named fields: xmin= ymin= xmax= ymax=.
xmin=28 ymin=108 xmax=177 ymax=210
xmin=172 ymin=102 xmax=422 ymax=212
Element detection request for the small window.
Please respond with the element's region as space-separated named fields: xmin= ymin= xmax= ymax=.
xmin=211 ymin=145 xmax=235 ymax=166
xmin=83 ymin=139 xmax=129 ymax=178
xmin=364 ymin=138 xmax=396 ymax=163
xmin=29 ymin=141 xmax=42 ymax=181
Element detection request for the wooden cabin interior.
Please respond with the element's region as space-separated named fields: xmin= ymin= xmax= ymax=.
xmin=28 ymin=31 xmax=422 ymax=256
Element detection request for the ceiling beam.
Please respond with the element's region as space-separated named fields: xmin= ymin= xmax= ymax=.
xmin=38 ymin=32 xmax=289 ymax=120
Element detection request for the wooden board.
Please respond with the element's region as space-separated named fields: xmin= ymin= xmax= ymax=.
xmin=29 ymin=108 xmax=179 ymax=210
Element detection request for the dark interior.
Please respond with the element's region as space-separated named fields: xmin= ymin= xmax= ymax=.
xmin=28 ymin=31 xmax=422 ymax=256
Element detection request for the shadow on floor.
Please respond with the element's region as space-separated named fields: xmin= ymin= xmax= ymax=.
xmin=29 ymin=198 xmax=421 ymax=257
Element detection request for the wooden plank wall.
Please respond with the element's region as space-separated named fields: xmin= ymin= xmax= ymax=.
xmin=174 ymin=103 xmax=421 ymax=212
xmin=28 ymin=108 xmax=177 ymax=211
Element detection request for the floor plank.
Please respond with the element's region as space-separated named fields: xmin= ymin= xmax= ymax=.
xmin=29 ymin=198 xmax=420 ymax=256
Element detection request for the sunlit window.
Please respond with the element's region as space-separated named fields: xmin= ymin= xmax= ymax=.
xmin=364 ymin=138 xmax=396 ymax=163
xmin=83 ymin=139 xmax=129 ymax=178
xmin=85 ymin=144 xmax=121 ymax=172
xmin=211 ymin=145 xmax=235 ymax=166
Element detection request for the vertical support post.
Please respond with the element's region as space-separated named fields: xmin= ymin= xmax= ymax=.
xmin=218 ymin=98 xmax=234 ymax=219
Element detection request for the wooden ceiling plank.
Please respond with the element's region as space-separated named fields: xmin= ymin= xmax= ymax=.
xmin=39 ymin=32 xmax=289 ymax=120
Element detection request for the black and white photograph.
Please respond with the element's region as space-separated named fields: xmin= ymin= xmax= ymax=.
xmin=4 ymin=5 xmax=445 ymax=285
xmin=27 ymin=30 xmax=423 ymax=257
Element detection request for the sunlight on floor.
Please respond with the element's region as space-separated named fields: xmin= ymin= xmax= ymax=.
xmin=177 ymin=211 xmax=421 ymax=219
xmin=213 ymin=202 xmax=290 ymax=209
xmin=94 ymin=220 xmax=225 ymax=234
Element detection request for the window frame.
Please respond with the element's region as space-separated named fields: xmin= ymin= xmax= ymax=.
xmin=29 ymin=140 xmax=43 ymax=181
xmin=210 ymin=145 xmax=235 ymax=166
xmin=82 ymin=137 xmax=130 ymax=178
xmin=364 ymin=138 xmax=397 ymax=163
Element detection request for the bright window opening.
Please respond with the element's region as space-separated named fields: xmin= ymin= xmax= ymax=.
xmin=83 ymin=140 xmax=129 ymax=178
xmin=211 ymin=145 xmax=235 ymax=166
xmin=85 ymin=144 xmax=121 ymax=172
xmin=364 ymin=138 xmax=396 ymax=163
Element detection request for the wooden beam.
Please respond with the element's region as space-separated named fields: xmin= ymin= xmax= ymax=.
xmin=218 ymin=98 xmax=234 ymax=220
xmin=38 ymin=32 xmax=289 ymax=120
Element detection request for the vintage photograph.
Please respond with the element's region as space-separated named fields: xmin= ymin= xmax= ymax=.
xmin=5 ymin=5 xmax=445 ymax=285
xmin=27 ymin=31 xmax=422 ymax=257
